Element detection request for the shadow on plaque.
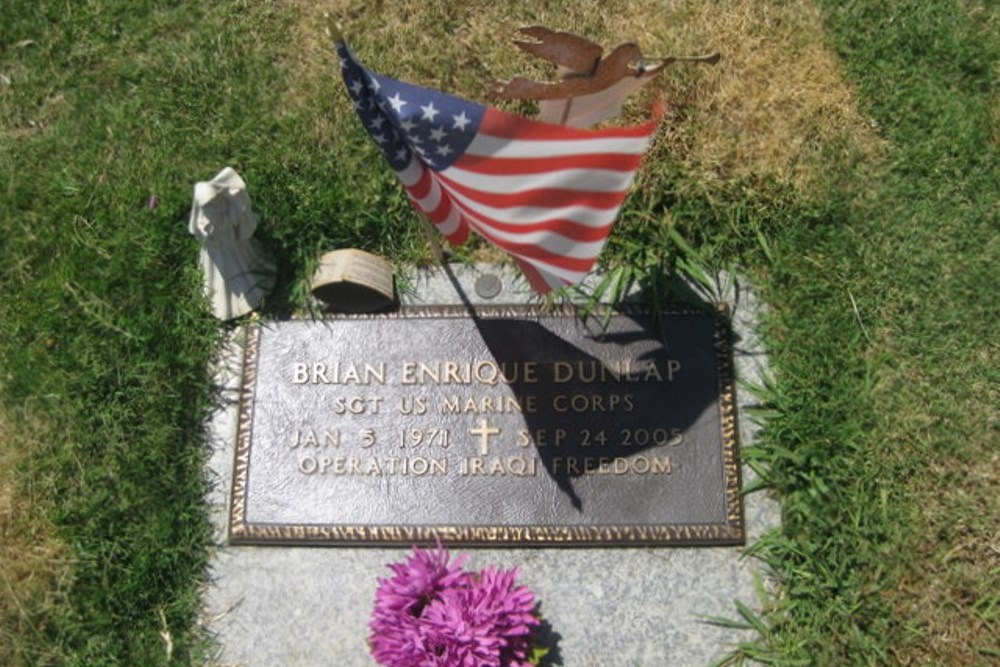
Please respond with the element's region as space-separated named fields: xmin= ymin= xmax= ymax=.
xmin=444 ymin=266 xmax=722 ymax=513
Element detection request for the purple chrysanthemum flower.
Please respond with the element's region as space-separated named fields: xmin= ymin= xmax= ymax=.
xmin=370 ymin=545 xmax=470 ymax=667
xmin=369 ymin=546 xmax=540 ymax=667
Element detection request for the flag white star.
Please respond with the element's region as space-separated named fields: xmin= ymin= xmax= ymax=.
xmin=452 ymin=111 xmax=471 ymax=131
xmin=388 ymin=93 xmax=407 ymax=113
xmin=372 ymin=133 xmax=388 ymax=144
xmin=395 ymin=148 xmax=410 ymax=162
xmin=429 ymin=126 xmax=447 ymax=142
xmin=367 ymin=76 xmax=381 ymax=93
xmin=369 ymin=116 xmax=385 ymax=130
xmin=349 ymin=79 xmax=364 ymax=96
xmin=400 ymin=118 xmax=417 ymax=132
xmin=435 ymin=144 xmax=454 ymax=157
xmin=420 ymin=101 xmax=440 ymax=122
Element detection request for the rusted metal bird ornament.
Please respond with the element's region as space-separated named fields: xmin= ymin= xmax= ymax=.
xmin=492 ymin=26 xmax=719 ymax=128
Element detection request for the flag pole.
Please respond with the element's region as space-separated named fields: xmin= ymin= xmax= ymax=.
xmin=559 ymin=97 xmax=575 ymax=125
xmin=646 ymin=52 xmax=721 ymax=67
xmin=326 ymin=16 xmax=343 ymax=44
xmin=416 ymin=212 xmax=448 ymax=264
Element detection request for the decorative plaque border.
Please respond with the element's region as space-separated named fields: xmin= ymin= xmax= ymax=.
xmin=228 ymin=304 xmax=744 ymax=547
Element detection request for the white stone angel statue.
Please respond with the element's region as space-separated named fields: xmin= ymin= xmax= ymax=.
xmin=188 ymin=167 xmax=275 ymax=320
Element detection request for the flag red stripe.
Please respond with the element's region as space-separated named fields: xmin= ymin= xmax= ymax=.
xmin=463 ymin=213 xmax=613 ymax=242
xmin=454 ymin=151 xmax=643 ymax=175
xmin=405 ymin=166 xmax=434 ymax=200
xmin=402 ymin=176 xmax=451 ymax=224
xmin=513 ymin=257 xmax=564 ymax=293
xmin=431 ymin=176 xmax=616 ymax=241
xmin=470 ymin=225 xmax=597 ymax=271
xmin=452 ymin=197 xmax=604 ymax=271
xmin=400 ymin=164 xmax=470 ymax=245
xmin=406 ymin=197 xmax=468 ymax=245
xmin=444 ymin=221 xmax=469 ymax=245
xmin=437 ymin=173 xmax=628 ymax=210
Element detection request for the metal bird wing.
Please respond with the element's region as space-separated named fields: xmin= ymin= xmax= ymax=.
xmin=513 ymin=26 xmax=604 ymax=74
xmin=494 ymin=27 xmax=663 ymax=128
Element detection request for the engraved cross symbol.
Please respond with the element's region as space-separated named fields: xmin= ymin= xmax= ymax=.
xmin=468 ymin=418 xmax=501 ymax=456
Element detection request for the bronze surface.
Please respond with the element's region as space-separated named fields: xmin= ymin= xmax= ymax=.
xmin=229 ymin=305 xmax=743 ymax=546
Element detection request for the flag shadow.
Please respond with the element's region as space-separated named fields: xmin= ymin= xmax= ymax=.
xmin=441 ymin=266 xmax=721 ymax=514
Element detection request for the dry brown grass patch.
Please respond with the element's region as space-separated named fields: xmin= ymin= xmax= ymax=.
xmin=280 ymin=0 xmax=881 ymax=190
xmin=889 ymin=342 xmax=1000 ymax=665
xmin=894 ymin=456 xmax=1000 ymax=665
xmin=657 ymin=0 xmax=885 ymax=186
xmin=0 ymin=405 xmax=70 ymax=667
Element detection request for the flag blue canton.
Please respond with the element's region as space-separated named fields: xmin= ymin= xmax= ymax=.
xmin=338 ymin=44 xmax=485 ymax=172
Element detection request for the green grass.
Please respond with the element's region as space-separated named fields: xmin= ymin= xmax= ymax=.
xmin=1 ymin=0 xmax=996 ymax=664
xmin=710 ymin=1 xmax=998 ymax=662
xmin=1 ymin=2 xmax=371 ymax=664
xmin=0 ymin=2 xmax=432 ymax=663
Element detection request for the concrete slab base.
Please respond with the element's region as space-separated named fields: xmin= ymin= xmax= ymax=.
xmin=201 ymin=264 xmax=779 ymax=667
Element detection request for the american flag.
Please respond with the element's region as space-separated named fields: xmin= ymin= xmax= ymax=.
xmin=336 ymin=39 xmax=660 ymax=293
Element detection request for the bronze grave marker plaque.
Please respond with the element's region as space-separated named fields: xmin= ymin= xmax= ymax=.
xmin=230 ymin=305 xmax=743 ymax=546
